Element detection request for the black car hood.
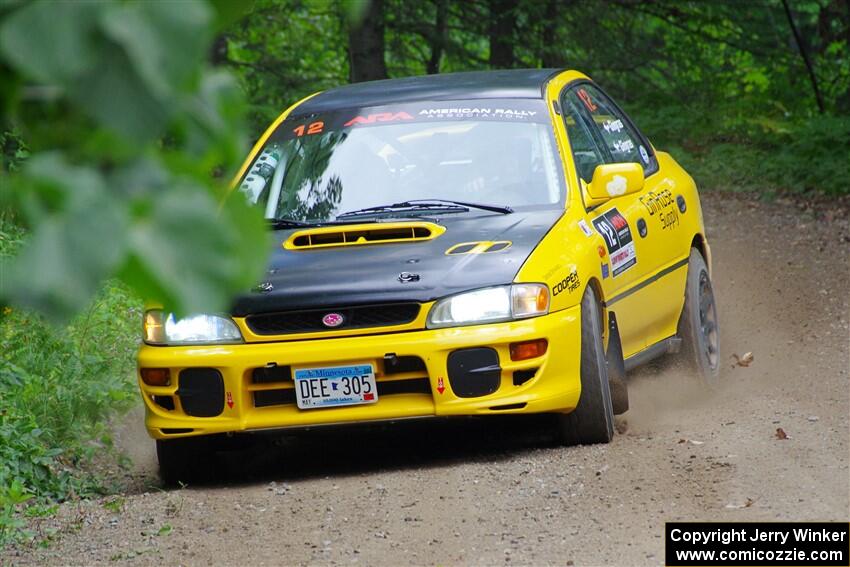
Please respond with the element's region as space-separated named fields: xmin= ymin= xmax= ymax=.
xmin=231 ymin=209 xmax=563 ymax=316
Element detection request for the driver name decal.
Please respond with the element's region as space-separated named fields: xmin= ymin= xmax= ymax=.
xmin=592 ymin=208 xmax=637 ymax=277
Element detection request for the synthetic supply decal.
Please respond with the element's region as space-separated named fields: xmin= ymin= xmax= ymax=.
xmin=639 ymin=188 xmax=680 ymax=230
xmin=592 ymin=208 xmax=637 ymax=277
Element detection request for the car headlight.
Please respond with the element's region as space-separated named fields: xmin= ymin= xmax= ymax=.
xmin=426 ymin=284 xmax=549 ymax=329
xmin=143 ymin=310 xmax=243 ymax=345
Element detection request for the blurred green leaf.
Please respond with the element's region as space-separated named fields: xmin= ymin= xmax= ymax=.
xmin=341 ymin=0 xmax=371 ymax=28
xmin=1 ymin=154 xmax=127 ymax=320
xmin=208 ymin=0 xmax=254 ymax=30
xmin=0 ymin=0 xmax=266 ymax=321
xmin=99 ymin=0 xmax=212 ymax=98
xmin=121 ymin=178 xmax=263 ymax=316
xmin=0 ymin=1 xmax=99 ymax=83
xmin=68 ymin=46 xmax=167 ymax=141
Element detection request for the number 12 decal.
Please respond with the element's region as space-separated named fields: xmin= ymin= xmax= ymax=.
xmin=293 ymin=121 xmax=324 ymax=137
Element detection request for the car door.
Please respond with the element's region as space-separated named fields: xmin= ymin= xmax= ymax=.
xmin=561 ymin=84 xmax=675 ymax=358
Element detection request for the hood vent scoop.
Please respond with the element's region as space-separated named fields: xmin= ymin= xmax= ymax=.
xmin=283 ymin=221 xmax=445 ymax=250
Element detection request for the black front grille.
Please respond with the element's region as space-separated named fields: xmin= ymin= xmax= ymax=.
xmin=246 ymin=303 xmax=421 ymax=335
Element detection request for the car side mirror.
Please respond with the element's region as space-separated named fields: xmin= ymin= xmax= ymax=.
xmin=584 ymin=163 xmax=645 ymax=206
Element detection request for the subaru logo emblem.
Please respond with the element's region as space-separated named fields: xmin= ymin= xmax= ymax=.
xmin=322 ymin=313 xmax=345 ymax=327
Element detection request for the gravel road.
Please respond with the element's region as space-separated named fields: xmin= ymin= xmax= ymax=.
xmin=5 ymin=192 xmax=849 ymax=566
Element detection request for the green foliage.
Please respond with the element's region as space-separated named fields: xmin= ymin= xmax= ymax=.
xmin=1 ymin=212 xmax=140 ymax=547
xmin=0 ymin=265 xmax=140 ymax=546
xmin=635 ymin=105 xmax=850 ymax=194
xmin=224 ymin=0 xmax=849 ymax=195
xmin=0 ymin=0 xmax=266 ymax=321
xmin=0 ymin=129 xmax=27 ymax=173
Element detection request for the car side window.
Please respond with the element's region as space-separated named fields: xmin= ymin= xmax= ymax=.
xmin=560 ymin=94 xmax=606 ymax=184
xmin=567 ymin=84 xmax=655 ymax=174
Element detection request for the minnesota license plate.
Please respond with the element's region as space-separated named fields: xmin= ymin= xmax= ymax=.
xmin=293 ymin=363 xmax=378 ymax=410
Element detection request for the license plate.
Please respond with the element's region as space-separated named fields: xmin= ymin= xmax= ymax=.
xmin=293 ymin=363 xmax=378 ymax=409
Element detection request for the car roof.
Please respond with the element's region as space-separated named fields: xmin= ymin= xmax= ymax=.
xmin=291 ymin=69 xmax=563 ymax=116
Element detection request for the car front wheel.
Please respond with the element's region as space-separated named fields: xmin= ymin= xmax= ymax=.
xmin=555 ymin=285 xmax=615 ymax=445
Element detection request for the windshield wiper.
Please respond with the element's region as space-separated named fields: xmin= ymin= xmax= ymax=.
xmin=267 ymin=217 xmax=317 ymax=229
xmin=336 ymin=199 xmax=512 ymax=220
xmin=404 ymin=199 xmax=513 ymax=214
xmin=267 ymin=217 xmax=377 ymax=229
xmin=336 ymin=202 xmax=468 ymax=219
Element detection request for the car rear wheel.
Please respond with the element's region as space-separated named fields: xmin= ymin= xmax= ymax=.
xmin=156 ymin=436 xmax=216 ymax=486
xmin=555 ymin=286 xmax=615 ymax=445
xmin=677 ymin=248 xmax=720 ymax=386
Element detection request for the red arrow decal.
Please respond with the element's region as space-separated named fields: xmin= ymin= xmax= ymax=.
xmin=436 ymin=377 xmax=445 ymax=395
xmin=226 ymin=392 xmax=234 ymax=409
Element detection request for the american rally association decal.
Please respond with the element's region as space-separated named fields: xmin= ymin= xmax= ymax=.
xmin=592 ymin=208 xmax=637 ymax=277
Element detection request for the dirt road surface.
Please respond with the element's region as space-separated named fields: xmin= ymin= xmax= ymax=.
xmin=5 ymin=192 xmax=849 ymax=566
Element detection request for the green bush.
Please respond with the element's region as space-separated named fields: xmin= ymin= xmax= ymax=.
xmin=0 ymin=215 xmax=141 ymax=547
xmin=636 ymin=105 xmax=850 ymax=195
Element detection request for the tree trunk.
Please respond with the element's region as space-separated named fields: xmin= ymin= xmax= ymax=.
xmin=426 ymin=0 xmax=448 ymax=74
xmin=210 ymin=34 xmax=228 ymax=67
xmin=540 ymin=0 xmax=561 ymax=67
xmin=348 ymin=0 xmax=388 ymax=83
xmin=488 ymin=0 xmax=517 ymax=69
xmin=781 ymin=0 xmax=825 ymax=113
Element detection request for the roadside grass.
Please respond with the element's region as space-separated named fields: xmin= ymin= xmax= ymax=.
xmin=1 ymin=213 xmax=141 ymax=548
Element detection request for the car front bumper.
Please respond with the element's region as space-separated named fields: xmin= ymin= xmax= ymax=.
xmin=137 ymin=304 xmax=582 ymax=440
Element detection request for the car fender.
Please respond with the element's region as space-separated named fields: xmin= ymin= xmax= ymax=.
xmin=514 ymin=209 xmax=609 ymax=313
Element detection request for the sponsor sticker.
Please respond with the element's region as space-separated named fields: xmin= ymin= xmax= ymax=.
xmin=592 ymin=208 xmax=637 ymax=277
xmin=639 ymin=188 xmax=680 ymax=230
xmin=552 ymin=269 xmax=580 ymax=296
xmin=612 ymin=138 xmax=635 ymax=154
xmin=344 ymin=112 xmax=414 ymax=127
xmin=639 ymin=144 xmax=650 ymax=164
xmin=606 ymin=175 xmax=627 ymax=197
xmin=577 ymin=88 xmax=598 ymax=112
xmin=603 ymin=119 xmax=624 ymax=133
xmin=577 ymin=219 xmax=593 ymax=237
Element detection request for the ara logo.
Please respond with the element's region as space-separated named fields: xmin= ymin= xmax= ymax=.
xmin=344 ymin=112 xmax=414 ymax=127
xmin=610 ymin=212 xmax=628 ymax=230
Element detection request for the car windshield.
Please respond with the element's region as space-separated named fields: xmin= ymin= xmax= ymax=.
xmin=237 ymin=99 xmax=565 ymax=222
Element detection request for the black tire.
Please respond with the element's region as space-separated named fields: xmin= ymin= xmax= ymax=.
xmin=555 ymin=286 xmax=615 ymax=445
xmin=677 ymin=248 xmax=720 ymax=386
xmin=156 ymin=436 xmax=216 ymax=486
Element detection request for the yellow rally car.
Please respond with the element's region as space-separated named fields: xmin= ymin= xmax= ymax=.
xmin=137 ymin=69 xmax=720 ymax=483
